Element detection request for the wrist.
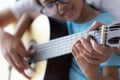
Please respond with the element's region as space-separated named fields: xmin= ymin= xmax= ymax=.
xmin=0 ymin=28 xmax=9 ymax=42
xmin=0 ymin=27 xmax=3 ymax=31
xmin=88 ymin=75 xmax=102 ymax=80
xmin=86 ymin=66 xmax=99 ymax=80
xmin=87 ymin=73 xmax=99 ymax=80
xmin=0 ymin=27 xmax=5 ymax=37
xmin=113 ymin=47 xmax=120 ymax=54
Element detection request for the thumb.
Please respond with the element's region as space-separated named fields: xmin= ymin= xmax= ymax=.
xmin=27 ymin=49 xmax=35 ymax=57
xmin=88 ymin=21 xmax=105 ymax=31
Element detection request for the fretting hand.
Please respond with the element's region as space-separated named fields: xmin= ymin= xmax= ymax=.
xmin=76 ymin=35 xmax=113 ymax=64
xmin=72 ymin=21 xmax=114 ymax=65
xmin=72 ymin=39 xmax=99 ymax=79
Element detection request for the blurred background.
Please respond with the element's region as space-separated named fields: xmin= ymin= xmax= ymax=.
xmin=0 ymin=0 xmax=16 ymax=10
xmin=0 ymin=0 xmax=17 ymax=80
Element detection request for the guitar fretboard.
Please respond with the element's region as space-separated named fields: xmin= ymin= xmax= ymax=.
xmin=32 ymin=30 xmax=101 ymax=62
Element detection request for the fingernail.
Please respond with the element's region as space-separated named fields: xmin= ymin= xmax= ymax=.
xmin=30 ymin=63 xmax=36 ymax=71
xmin=76 ymin=44 xmax=80 ymax=48
xmin=24 ymin=63 xmax=35 ymax=77
xmin=24 ymin=68 xmax=33 ymax=77
xmin=91 ymin=39 xmax=95 ymax=44
xmin=79 ymin=36 xmax=84 ymax=41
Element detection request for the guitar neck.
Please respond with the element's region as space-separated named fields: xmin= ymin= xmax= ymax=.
xmin=32 ymin=23 xmax=120 ymax=62
xmin=32 ymin=30 xmax=101 ymax=62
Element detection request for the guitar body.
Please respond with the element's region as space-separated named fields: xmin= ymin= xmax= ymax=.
xmin=8 ymin=15 xmax=71 ymax=80
xmin=1 ymin=15 xmax=119 ymax=80
xmin=44 ymin=17 xmax=71 ymax=80
xmin=10 ymin=14 xmax=49 ymax=80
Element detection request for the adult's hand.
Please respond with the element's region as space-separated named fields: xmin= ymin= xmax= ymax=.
xmin=0 ymin=29 xmax=34 ymax=79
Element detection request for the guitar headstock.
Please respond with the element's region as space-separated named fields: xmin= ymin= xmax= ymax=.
xmin=106 ymin=22 xmax=120 ymax=48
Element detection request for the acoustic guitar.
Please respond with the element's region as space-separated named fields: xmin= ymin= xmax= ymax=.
xmin=1 ymin=14 xmax=120 ymax=80
xmin=2 ymin=14 xmax=70 ymax=80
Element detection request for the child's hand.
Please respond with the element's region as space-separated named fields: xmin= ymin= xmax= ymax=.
xmin=0 ymin=30 xmax=34 ymax=79
xmin=72 ymin=39 xmax=99 ymax=79
xmin=76 ymin=35 xmax=113 ymax=64
xmin=79 ymin=21 xmax=114 ymax=64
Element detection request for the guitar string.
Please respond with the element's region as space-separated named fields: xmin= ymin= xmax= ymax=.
xmin=33 ymin=34 xmax=119 ymax=60
xmin=34 ymin=27 xmax=120 ymax=51
xmin=33 ymin=30 xmax=119 ymax=55
xmin=34 ymin=28 xmax=120 ymax=49
xmin=34 ymin=37 xmax=119 ymax=52
xmin=32 ymin=27 xmax=120 ymax=60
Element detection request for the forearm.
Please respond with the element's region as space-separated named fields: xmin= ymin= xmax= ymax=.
xmin=0 ymin=8 xmax=17 ymax=27
xmin=89 ymin=75 xmax=115 ymax=80
xmin=0 ymin=27 xmax=8 ymax=39
xmin=14 ymin=13 xmax=33 ymax=38
xmin=87 ymin=74 xmax=116 ymax=80
xmin=0 ymin=27 xmax=4 ymax=37
xmin=87 ymin=66 xmax=118 ymax=80
xmin=113 ymin=48 xmax=120 ymax=54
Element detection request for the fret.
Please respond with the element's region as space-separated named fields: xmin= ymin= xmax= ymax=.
xmin=32 ymin=24 xmax=120 ymax=62
xmin=32 ymin=30 xmax=99 ymax=62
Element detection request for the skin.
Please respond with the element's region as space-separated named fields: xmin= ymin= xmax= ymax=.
xmin=38 ymin=0 xmax=119 ymax=80
xmin=0 ymin=0 xmax=120 ymax=79
xmin=0 ymin=9 xmax=38 ymax=78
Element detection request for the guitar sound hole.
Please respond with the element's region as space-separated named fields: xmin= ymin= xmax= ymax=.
xmin=108 ymin=37 xmax=120 ymax=44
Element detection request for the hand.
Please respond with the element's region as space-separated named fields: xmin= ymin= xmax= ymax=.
xmin=88 ymin=21 xmax=105 ymax=31
xmin=0 ymin=30 xmax=34 ymax=79
xmin=72 ymin=39 xmax=116 ymax=80
xmin=78 ymin=35 xmax=113 ymax=64
xmin=72 ymin=41 xmax=99 ymax=79
xmin=71 ymin=33 xmax=113 ymax=65
xmin=79 ymin=21 xmax=114 ymax=64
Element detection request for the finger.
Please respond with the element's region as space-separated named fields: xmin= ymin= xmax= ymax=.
xmin=10 ymin=50 xmax=29 ymax=70
xmin=72 ymin=44 xmax=79 ymax=57
xmin=19 ymin=40 xmax=26 ymax=50
xmin=18 ymin=45 xmax=34 ymax=58
xmin=4 ymin=50 xmax=20 ymax=70
xmin=88 ymin=21 xmax=105 ymax=31
xmin=91 ymin=39 xmax=104 ymax=55
xmin=76 ymin=38 xmax=93 ymax=57
xmin=76 ymin=42 xmax=86 ymax=55
xmin=18 ymin=46 xmax=30 ymax=57
xmin=19 ymin=41 xmax=32 ymax=57
xmin=79 ymin=36 xmax=93 ymax=53
xmin=19 ymin=68 xmax=31 ymax=79
xmin=11 ymin=51 xmax=24 ymax=67
xmin=16 ymin=46 xmax=35 ymax=71
xmin=5 ymin=53 xmax=22 ymax=73
xmin=72 ymin=43 xmax=82 ymax=62
xmin=6 ymin=53 xmax=32 ymax=79
xmin=10 ymin=53 xmax=33 ymax=78
xmin=82 ymin=54 xmax=103 ymax=64
xmin=18 ymin=54 xmax=35 ymax=71
xmin=28 ymin=49 xmax=36 ymax=56
xmin=22 ymin=58 xmax=35 ymax=71
xmin=76 ymin=41 xmax=104 ymax=60
xmin=18 ymin=45 xmax=30 ymax=57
